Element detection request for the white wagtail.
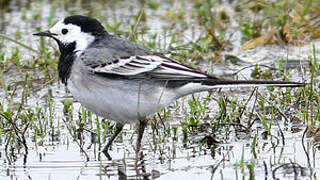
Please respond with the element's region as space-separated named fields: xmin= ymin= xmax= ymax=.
xmin=34 ymin=15 xmax=304 ymax=160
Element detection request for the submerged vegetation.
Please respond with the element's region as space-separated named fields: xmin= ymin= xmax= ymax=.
xmin=0 ymin=0 xmax=319 ymax=179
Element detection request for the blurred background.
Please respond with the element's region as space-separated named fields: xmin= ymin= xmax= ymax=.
xmin=0 ymin=0 xmax=319 ymax=180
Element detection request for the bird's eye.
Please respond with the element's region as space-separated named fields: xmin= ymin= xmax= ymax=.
xmin=61 ymin=29 xmax=68 ymax=35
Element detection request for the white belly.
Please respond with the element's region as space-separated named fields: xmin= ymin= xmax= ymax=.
xmin=67 ymin=70 xmax=176 ymax=124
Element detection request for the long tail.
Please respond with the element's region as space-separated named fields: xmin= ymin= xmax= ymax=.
xmin=177 ymin=78 xmax=305 ymax=97
xmin=201 ymin=79 xmax=305 ymax=88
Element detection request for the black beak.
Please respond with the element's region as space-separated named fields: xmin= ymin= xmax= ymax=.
xmin=33 ymin=30 xmax=64 ymax=53
xmin=33 ymin=30 xmax=57 ymax=37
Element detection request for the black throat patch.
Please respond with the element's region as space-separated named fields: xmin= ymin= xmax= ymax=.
xmin=58 ymin=42 xmax=76 ymax=85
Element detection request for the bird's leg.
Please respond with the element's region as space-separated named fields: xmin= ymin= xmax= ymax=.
xmin=135 ymin=120 xmax=147 ymax=175
xmin=102 ymin=123 xmax=124 ymax=160
xmin=136 ymin=120 xmax=147 ymax=160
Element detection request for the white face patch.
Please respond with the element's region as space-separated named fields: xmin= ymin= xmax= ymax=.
xmin=49 ymin=19 xmax=95 ymax=51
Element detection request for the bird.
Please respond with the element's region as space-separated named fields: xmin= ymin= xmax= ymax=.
xmin=33 ymin=15 xmax=304 ymax=160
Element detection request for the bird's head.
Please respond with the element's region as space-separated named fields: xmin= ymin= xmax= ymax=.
xmin=34 ymin=15 xmax=107 ymax=53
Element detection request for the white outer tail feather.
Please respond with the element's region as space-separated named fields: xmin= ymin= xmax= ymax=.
xmin=177 ymin=81 xmax=304 ymax=97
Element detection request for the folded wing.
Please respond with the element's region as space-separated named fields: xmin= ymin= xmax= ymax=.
xmin=81 ymin=48 xmax=210 ymax=80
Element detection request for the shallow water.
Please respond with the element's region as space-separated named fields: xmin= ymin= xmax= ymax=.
xmin=0 ymin=1 xmax=319 ymax=180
